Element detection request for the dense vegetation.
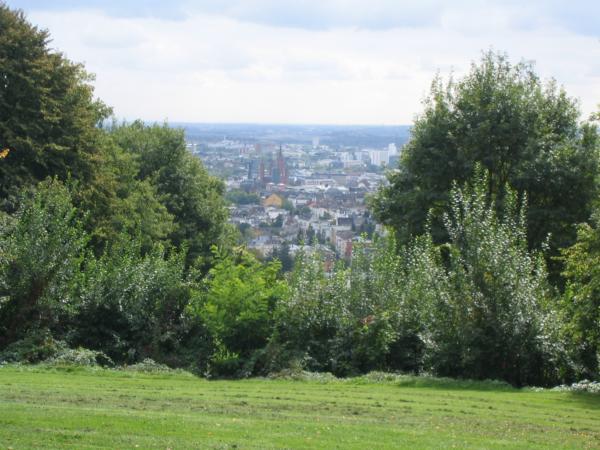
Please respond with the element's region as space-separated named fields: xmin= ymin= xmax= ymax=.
xmin=0 ymin=4 xmax=599 ymax=387
xmin=371 ymin=52 xmax=599 ymax=282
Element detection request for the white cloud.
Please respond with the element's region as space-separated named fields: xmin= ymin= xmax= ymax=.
xmin=26 ymin=4 xmax=600 ymax=124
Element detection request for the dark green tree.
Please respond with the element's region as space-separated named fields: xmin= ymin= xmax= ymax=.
xmin=268 ymin=242 xmax=294 ymax=273
xmin=0 ymin=5 xmax=110 ymax=210
xmin=109 ymin=121 xmax=230 ymax=266
xmin=372 ymin=51 xmax=599 ymax=278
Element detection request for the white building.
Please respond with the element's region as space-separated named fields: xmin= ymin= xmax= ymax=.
xmin=369 ymin=149 xmax=389 ymax=166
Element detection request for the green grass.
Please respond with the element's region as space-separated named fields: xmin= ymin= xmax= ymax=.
xmin=0 ymin=366 xmax=599 ymax=449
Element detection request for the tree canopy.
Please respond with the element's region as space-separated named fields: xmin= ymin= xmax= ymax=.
xmin=372 ymin=51 xmax=599 ymax=274
xmin=0 ymin=4 xmax=110 ymax=210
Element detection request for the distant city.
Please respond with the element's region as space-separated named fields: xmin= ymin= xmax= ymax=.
xmin=180 ymin=123 xmax=410 ymax=263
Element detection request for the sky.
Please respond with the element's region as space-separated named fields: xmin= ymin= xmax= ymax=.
xmin=6 ymin=0 xmax=600 ymax=125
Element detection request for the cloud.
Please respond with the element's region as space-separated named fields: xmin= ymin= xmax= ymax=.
xmin=13 ymin=2 xmax=600 ymax=124
xmin=187 ymin=0 xmax=443 ymax=30
xmin=10 ymin=0 xmax=600 ymax=36
xmin=7 ymin=0 xmax=187 ymax=20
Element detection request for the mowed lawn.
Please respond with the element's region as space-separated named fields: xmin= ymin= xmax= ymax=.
xmin=0 ymin=366 xmax=599 ymax=449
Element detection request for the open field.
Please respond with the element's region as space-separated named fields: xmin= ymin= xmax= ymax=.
xmin=0 ymin=366 xmax=599 ymax=449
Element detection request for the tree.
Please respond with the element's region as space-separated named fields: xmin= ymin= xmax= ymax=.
xmin=76 ymin=133 xmax=175 ymax=253
xmin=193 ymin=248 xmax=286 ymax=376
xmin=423 ymin=170 xmax=557 ymax=386
xmin=226 ymin=189 xmax=260 ymax=205
xmin=0 ymin=179 xmax=88 ymax=346
xmin=0 ymin=5 xmax=110 ymax=211
xmin=560 ymin=214 xmax=600 ymax=378
xmin=267 ymin=242 xmax=294 ymax=272
xmin=372 ymin=51 xmax=599 ymax=278
xmin=109 ymin=121 xmax=230 ymax=266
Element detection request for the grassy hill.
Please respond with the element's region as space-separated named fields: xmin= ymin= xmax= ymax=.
xmin=0 ymin=365 xmax=599 ymax=449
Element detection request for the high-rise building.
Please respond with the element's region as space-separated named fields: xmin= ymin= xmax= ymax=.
xmin=369 ymin=149 xmax=389 ymax=166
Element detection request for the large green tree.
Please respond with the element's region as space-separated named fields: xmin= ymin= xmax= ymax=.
xmin=372 ymin=51 xmax=599 ymax=273
xmin=0 ymin=4 xmax=110 ymax=210
xmin=109 ymin=121 xmax=230 ymax=266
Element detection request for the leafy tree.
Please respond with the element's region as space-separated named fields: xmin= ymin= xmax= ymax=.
xmin=296 ymin=205 xmax=312 ymax=220
xmin=267 ymin=242 xmax=294 ymax=273
xmin=109 ymin=121 xmax=230 ymax=266
xmin=0 ymin=5 xmax=110 ymax=210
xmin=272 ymin=214 xmax=284 ymax=228
xmin=0 ymin=179 xmax=88 ymax=347
xmin=372 ymin=51 xmax=599 ymax=279
xmin=226 ymin=189 xmax=260 ymax=205
xmin=560 ymin=214 xmax=600 ymax=378
xmin=193 ymin=248 xmax=286 ymax=376
xmin=76 ymin=134 xmax=175 ymax=253
xmin=271 ymin=246 xmax=343 ymax=372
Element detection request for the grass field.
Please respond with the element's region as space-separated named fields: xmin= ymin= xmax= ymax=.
xmin=0 ymin=366 xmax=599 ymax=449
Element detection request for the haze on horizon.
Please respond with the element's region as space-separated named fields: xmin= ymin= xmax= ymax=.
xmin=7 ymin=0 xmax=600 ymax=125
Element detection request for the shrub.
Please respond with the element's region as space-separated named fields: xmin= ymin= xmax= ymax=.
xmin=74 ymin=237 xmax=191 ymax=364
xmin=422 ymin=170 xmax=560 ymax=386
xmin=46 ymin=347 xmax=112 ymax=367
xmin=0 ymin=180 xmax=88 ymax=347
xmin=0 ymin=329 xmax=67 ymax=363
xmin=191 ymin=247 xmax=286 ymax=377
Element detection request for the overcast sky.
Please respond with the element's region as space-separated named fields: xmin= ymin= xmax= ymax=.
xmin=7 ymin=0 xmax=600 ymax=125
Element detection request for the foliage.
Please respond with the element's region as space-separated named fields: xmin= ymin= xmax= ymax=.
xmin=73 ymin=237 xmax=191 ymax=364
xmin=267 ymin=242 xmax=294 ymax=273
xmin=226 ymin=189 xmax=260 ymax=205
xmin=192 ymin=248 xmax=286 ymax=376
xmin=109 ymin=121 xmax=230 ymax=266
xmin=2 ymin=4 xmax=600 ymax=388
xmin=560 ymin=215 xmax=600 ymax=378
xmin=45 ymin=347 xmax=111 ymax=367
xmin=0 ymin=5 xmax=110 ymax=211
xmin=76 ymin=133 xmax=175 ymax=253
xmin=552 ymin=380 xmax=600 ymax=394
xmin=372 ymin=51 xmax=599 ymax=281
xmin=0 ymin=179 xmax=88 ymax=346
xmin=424 ymin=170 xmax=557 ymax=386
xmin=123 ymin=358 xmax=177 ymax=373
xmin=0 ymin=329 xmax=67 ymax=363
xmin=273 ymin=170 xmax=565 ymax=385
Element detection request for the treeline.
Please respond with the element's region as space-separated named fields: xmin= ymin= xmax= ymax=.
xmin=1 ymin=4 xmax=599 ymax=385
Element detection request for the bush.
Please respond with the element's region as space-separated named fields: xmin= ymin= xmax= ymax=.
xmin=74 ymin=237 xmax=191 ymax=365
xmin=422 ymin=170 xmax=560 ymax=386
xmin=271 ymin=169 xmax=565 ymax=386
xmin=123 ymin=358 xmax=175 ymax=373
xmin=0 ymin=179 xmax=88 ymax=347
xmin=191 ymin=248 xmax=286 ymax=377
xmin=0 ymin=329 xmax=67 ymax=363
xmin=46 ymin=347 xmax=112 ymax=367
xmin=552 ymin=380 xmax=600 ymax=394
